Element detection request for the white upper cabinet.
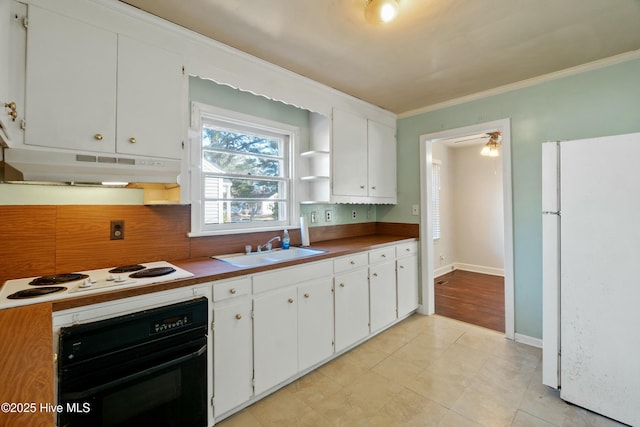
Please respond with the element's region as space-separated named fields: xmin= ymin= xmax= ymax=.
xmin=367 ymin=119 xmax=397 ymax=200
xmin=331 ymin=108 xmax=397 ymax=204
xmin=332 ymin=108 xmax=368 ymax=198
xmin=25 ymin=5 xmax=117 ymax=153
xmin=23 ymin=4 xmax=185 ymax=159
xmin=116 ymin=35 xmax=185 ymax=159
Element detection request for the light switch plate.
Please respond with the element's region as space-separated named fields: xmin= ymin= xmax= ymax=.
xmin=411 ymin=204 xmax=419 ymax=216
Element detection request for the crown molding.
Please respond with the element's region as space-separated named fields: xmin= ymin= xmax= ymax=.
xmin=398 ymin=49 xmax=640 ymax=119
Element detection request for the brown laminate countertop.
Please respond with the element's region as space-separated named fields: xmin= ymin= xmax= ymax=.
xmin=50 ymin=234 xmax=416 ymax=312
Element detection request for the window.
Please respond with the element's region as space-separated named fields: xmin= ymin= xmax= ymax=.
xmin=190 ymin=103 xmax=298 ymax=235
xmin=432 ymin=160 xmax=441 ymax=240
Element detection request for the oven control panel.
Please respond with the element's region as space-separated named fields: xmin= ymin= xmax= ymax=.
xmin=151 ymin=313 xmax=193 ymax=334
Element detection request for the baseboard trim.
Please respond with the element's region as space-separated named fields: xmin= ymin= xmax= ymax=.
xmin=434 ymin=263 xmax=504 ymax=278
xmin=515 ymin=333 xmax=542 ymax=348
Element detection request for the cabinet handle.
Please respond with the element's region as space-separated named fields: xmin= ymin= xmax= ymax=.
xmin=94 ymin=133 xmax=103 ymax=141
xmin=372 ymin=186 xmax=376 ymax=190
xmin=339 ymin=283 xmax=345 ymax=288
xmin=304 ymin=293 xmax=310 ymax=298
xmin=360 ymin=185 xmax=365 ymax=189
xmin=372 ymin=273 xmax=378 ymax=277
xmin=129 ymin=137 xmax=136 ymax=144
xmin=399 ymin=265 xmax=405 ymax=269
xmin=288 ymin=298 xmax=294 ymax=304
xmin=235 ymin=314 xmax=242 ymax=320
xmin=229 ymin=288 xmax=236 ymax=294
xmin=406 ymin=248 xmax=411 ymax=252
xmin=350 ymin=260 xmax=356 ymax=265
xmin=381 ymin=254 xmax=386 ymax=258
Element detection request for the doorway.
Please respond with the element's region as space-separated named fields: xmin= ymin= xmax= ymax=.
xmin=418 ymin=119 xmax=514 ymax=340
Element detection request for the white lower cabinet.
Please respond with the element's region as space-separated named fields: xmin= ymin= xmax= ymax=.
xmin=298 ymin=278 xmax=335 ymax=371
xmin=396 ymin=242 xmax=420 ymax=318
xmin=253 ymin=286 xmax=298 ymax=395
xmin=213 ymin=296 xmax=253 ymax=417
xmin=334 ymin=268 xmax=370 ymax=352
xmin=369 ymin=260 xmax=398 ymax=332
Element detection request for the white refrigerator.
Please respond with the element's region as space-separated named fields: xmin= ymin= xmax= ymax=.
xmin=542 ymin=132 xmax=640 ymax=426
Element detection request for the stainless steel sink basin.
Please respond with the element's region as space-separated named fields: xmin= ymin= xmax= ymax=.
xmin=213 ymin=247 xmax=327 ymax=268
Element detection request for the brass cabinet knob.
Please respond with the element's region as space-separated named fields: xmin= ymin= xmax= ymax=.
xmin=235 ymin=314 xmax=242 ymax=320
xmin=288 ymin=298 xmax=294 ymax=304
xmin=372 ymin=186 xmax=376 ymax=190
xmin=129 ymin=137 xmax=136 ymax=143
xmin=339 ymin=283 xmax=345 ymax=288
xmin=399 ymin=265 xmax=405 ymax=269
xmin=360 ymin=185 xmax=365 ymax=189
xmin=94 ymin=133 xmax=103 ymax=141
xmin=381 ymin=254 xmax=386 ymax=258
xmin=372 ymin=272 xmax=378 ymax=277
xmin=304 ymin=293 xmax=310 ymax=298
xmin=4 ymin=102 xmax=16 ymax=110
xmin=229 ymin=288 xmax=236 ymax=294
xmin=406 ymin=248 xmax=411 ymax=252
xmin=350 ymin=260 xmax=356 ymax=265
xmin=9 ymin=110 xmax=17 ymax=119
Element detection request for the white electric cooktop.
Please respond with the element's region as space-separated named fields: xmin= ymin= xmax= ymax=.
xmin=0 ymin=261 xmax=194 ymax=309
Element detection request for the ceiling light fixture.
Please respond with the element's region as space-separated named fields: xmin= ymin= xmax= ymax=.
xmin=364 ymin=0 xmax=400 ymax=25
xmin=480 ymin=132 xmax=502 ymax=157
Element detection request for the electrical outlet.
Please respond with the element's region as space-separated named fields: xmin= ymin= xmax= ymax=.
xmin=110 ymin=220 xmax=124 ymax=240
xmin=351 ymin=210 xmax=357 ymax=220
xmin=310 ymin=211 xmax=317 ymax=223
xmin=325 ymin=210 xmax=332 ymax=222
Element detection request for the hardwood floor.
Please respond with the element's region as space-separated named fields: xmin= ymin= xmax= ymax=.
xmin=434 ymin=269 xmax=505 ymax=332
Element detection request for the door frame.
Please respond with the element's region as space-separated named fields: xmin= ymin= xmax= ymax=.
xmin=418 ymin=118 xmax=514 ymax=340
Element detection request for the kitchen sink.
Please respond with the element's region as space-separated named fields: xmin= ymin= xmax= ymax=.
xmin=213 ymin=247 xmax=327 ymax=268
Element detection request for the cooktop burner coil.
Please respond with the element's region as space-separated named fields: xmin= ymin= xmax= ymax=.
xmin=8 ymin=286 xmax=67 ymax=299
xmin=29 ymin=273 xmax=89 ymax=286
xmin=108 ymin=264 xmax=146 ymax=274
xmin=129 ymin=267 xmax=176 ymax=278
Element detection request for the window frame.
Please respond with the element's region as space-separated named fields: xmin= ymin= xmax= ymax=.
xmin=189 ymin=102 xmax=300 ymax=236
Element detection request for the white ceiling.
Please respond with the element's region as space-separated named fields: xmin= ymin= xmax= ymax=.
xmin=120 ymin=0 xmax=640 ymax=115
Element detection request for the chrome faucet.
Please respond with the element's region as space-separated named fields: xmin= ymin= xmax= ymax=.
xmin=257 ymin=236 xmax=281 ymax=252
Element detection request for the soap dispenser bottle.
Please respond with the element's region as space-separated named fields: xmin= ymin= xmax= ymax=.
xmin=282 ymin=229 xmax=290 ymax=249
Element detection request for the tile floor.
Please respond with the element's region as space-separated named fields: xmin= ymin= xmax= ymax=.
xmin=215 ymin=314 xmax=626 ymax=427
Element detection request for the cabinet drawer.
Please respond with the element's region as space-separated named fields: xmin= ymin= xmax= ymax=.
xmin=333 ymin=252 xmax=369 ymax=273
xmin=396 ymin=241 xmax=418 ymax=257
xmin=213 ymin=277 xmax=252 ymax=302
xmin=252 ymin=260 xmax=333 ymax=294
xmin=369 ymin=246 xmax=395 ymax=264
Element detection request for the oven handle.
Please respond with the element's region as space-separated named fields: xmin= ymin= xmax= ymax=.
xmin=61 ymin=344 xmax=206 ymax=401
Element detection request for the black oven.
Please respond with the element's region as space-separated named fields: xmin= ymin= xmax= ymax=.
xmin=57 ymin=297 xmax=208 ymax=427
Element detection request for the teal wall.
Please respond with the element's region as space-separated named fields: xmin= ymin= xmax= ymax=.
xmin=379 ymin=58 xmax=640 ymax=339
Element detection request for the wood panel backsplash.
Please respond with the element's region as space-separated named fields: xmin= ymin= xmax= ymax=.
xmin=0 ymin=205 xmax=418 ymax=284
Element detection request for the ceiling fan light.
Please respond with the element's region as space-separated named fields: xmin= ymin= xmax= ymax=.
xmin=480 ymin=131 xmax=501 ymax=157
xmin=365 ymin=0 xmax=400 ymax=24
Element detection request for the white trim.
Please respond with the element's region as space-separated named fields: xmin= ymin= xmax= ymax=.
xmin=400 ymin=49 xmax=640 ymax=118
xmin=419 ymin=119 xmax=515 ymax=340
xmin=515 ymin=333 xmax=543 ymax=349
xmin=453 ymin=263 xmax=504 ymax=277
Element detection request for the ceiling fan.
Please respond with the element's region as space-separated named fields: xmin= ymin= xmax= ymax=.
xmin=449 ymin=131 xmax=501 ymax=157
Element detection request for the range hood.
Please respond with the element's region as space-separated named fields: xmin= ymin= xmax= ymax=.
xmin=1 ymin=147 xmax=181 ymax=184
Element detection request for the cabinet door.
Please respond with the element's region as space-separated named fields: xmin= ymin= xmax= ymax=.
xmin=213 ymin=297 xmax=253 ymax=417
xmin=253 ymin=287 xmax=298 ymax=395
xmin=25 ymin=5 xmax=117 ymax=152
xmin=332 ymin=108 xmax=367 ymax=197
xmin=334 ymin=268 xmax=370 ymax=352
xmin=367 ymin=120 xmax=397 ymax=199
xmin=298 ymin=278 xmax=334 ymax=371
xmin=397 ymin=255 xmax=419 ymax=317
xmin=116 ymin=35 xmax=185 ymax=159
xmin=369 ymin=260 xmax=397 ymax=332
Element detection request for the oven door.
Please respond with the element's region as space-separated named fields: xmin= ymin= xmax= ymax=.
xmin=58 ymin=336 xmax=207 ymax=427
